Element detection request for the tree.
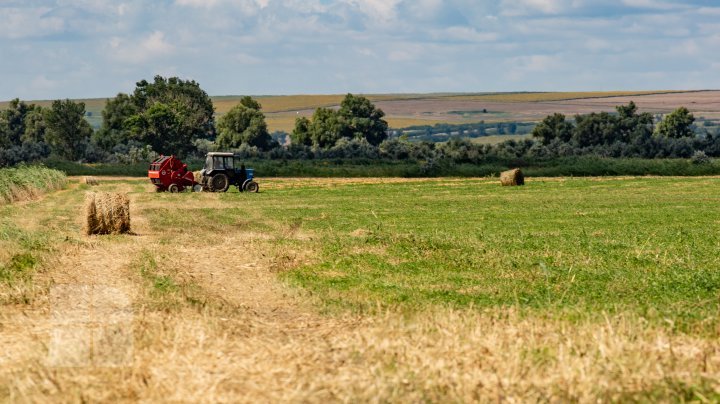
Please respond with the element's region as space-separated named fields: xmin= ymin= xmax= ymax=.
xmin=338 ymin=94 xmax=388 ymax=146
xmin=44 ymin=99 xmax=93 ymax=160
xmin=655 ymin=107 xmax=695 ymax=139
xmin=309 ymin=108 xmax=343 ymax=147
xmin=98 ymin=75 xmax=215 ymax=155
xmin=291 ymin=116 xmax=312 ymax=146
xmin=0 ymin=99 xmax=32 ymax=148
xmin=94 ymin=93 xmax=137 ymax=150
xmin=615 ymin=101 xmax=653 ymax=143
xmin=532 ymin=113 xmax=574 ymax=145
xmin=573 ymin=112 xmax=616 ymax=147
xmin=21 ymin=106 xmax=47 ymax=144
xmin=216 ymin=97 xmax=274 ymax=150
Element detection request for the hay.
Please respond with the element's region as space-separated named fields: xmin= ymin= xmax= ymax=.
xmin=500 ymin=168 xmax=525 ymax=186
xmin=193 ymin=171 xmax=203 ymax=184
xmin=84 ymin=192 xmax=131 ymax=235
xmin=84 ymin=176 xmax=100 ymax=186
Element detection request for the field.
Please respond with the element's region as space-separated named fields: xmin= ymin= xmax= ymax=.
xmin=4 ymin=90 xmax=718 ymax=134
xmin=1 ymin=176 xmax=719 ymax=401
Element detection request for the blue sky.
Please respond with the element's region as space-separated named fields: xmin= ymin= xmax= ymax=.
xmin=1 ymin=0 xmax=719 ymax=99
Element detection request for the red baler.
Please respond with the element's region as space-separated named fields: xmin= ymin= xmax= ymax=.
xmin=148 ymin=155 xmax=201 ymax=193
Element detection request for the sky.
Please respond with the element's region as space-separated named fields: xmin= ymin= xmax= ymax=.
xmin=1 ymin=0 xmax=719 ymax=99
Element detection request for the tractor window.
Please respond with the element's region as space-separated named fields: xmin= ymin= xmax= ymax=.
xmin=205 ymin=156 xmax=213 ymax=170
xmin=224 ymin=157 xmax=234 ymax=169
xmin=213 ymin=156 xmax=225 ymax=169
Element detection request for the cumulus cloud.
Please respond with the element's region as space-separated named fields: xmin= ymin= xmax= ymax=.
xmin=1 ymin=0 xmax=720 ymax=99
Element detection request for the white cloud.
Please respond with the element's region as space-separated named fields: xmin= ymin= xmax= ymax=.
xmin=0 ymin=7 xmax=65 ymax=39
xmin=108 ymin=31 xmax=174 ymax=64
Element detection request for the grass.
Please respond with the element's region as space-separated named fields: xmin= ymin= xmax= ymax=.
xmin=189 ymin=177 xmax=720 ymax=334
xmin=45 ymin=156 xmax=720 ymax=178
xmin=470 ymin=134 xmax=533 ymax=144
xmin=0 ymin=165 xmax=67 ymax=204
xmin=1 ymin=176 xmax=719 ymax=401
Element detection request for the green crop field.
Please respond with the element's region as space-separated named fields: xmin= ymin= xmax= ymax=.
xmin=2 ymin=176 xmax=719 ymax=401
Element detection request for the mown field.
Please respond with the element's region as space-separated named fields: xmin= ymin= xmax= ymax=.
xmin=1 ymin=176 xmax=719 ymax=401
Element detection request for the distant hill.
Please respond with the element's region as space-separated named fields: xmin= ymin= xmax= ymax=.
xmin=2 ymin=90 xmax=716 ymax=133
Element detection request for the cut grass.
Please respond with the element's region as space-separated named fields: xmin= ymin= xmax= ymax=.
xmin=190 ymin=177 xmax=720 ymax=334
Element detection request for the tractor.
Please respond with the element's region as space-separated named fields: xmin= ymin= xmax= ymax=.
xmin=148 ymin=155 xmax=202 ymax=193
xmin=198 ymin=152 xmax=259 ymax=193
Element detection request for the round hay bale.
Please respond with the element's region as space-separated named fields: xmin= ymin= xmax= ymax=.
xmin=500 ymin=168 xmax=525 ymax=186
xmin=83 ymin=192 xmax=131 ymax=235
xmin=84 ymin=176 xmax=99 ymax=186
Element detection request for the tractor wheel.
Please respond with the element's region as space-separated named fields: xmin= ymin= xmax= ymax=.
xmin=209 ymin=174 xmax=230 ymax=193
xmin=245 ymin=181 xmax=259 ymax=193
xmin=168 ymin=184 xmax=180 ymax=193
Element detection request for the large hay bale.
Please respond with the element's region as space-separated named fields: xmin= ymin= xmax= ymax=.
xmin=84 ymin=176 xmax=99 ymax=186
xmin=84 ymin=192 xmax=131 ymax=235
xmin=500 ymin=168 xmax=525 ymax=186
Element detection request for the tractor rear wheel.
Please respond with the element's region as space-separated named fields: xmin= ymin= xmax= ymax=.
xmin=168 ymin=184 xmax=180 ymax=193
xmin=209 ymin=174 xmax=230 ymax=192
xmin=245 ymin=181 xmax=259 ymax=193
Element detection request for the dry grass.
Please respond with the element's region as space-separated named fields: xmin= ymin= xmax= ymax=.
xmin=83 ymin=177 xmax=99 ymax=186
xmin=1 ymin=178 xmax=719 ymax=402
xmin=500 ymin=168 xmax=525 ymax=186
xmin=83 ymin=192 xmax=131 ymax=235
xmin=445 ymin=90 xmax=686 ymax=103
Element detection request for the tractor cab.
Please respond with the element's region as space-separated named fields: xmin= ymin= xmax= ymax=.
xmin=199 ymin=152 xmax=258 ymax=193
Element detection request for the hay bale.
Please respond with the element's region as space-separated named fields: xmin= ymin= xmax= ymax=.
xmin=193 ymin=171 xmax=203 ymax=184
xmin=84 ymin=192 xmax=131 ymax=235
xmin=500 ymin=168 xmax=525 ymax=186
xmin=84 ymin=176 xmax=99 ymax=186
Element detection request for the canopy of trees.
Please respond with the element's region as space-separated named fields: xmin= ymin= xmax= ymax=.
xmin=291 ymin=94 xmax=388 ymax=148
xmin=216 ymin=96 xmax=275 ymax=150
xmin=95 ymin=76 xmax=215 ymax=156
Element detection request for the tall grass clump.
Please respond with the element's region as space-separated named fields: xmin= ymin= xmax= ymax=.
xmin=0 ymin=165 xmax=67 ymax=204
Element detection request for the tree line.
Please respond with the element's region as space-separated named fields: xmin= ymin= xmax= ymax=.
xmin=1 ymin=75 xmax=719 ymax=168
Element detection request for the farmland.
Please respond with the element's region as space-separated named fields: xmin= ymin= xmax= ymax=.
xmin=4 ymin=90 xmax=718 ymax=134
xmin=1 ymin=176 xmax=719 ymax=401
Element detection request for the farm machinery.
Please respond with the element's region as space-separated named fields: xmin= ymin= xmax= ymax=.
xmin=148 ymin=155 xmax=201 ymax=193
xmin=148 ymin=153 xmax=259 ymax=193
xmin=197 ymin=152 xmax=259 ymax=193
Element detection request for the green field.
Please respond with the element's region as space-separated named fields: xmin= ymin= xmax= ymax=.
xmin=2 ymin=176 xmax=719 ymax=401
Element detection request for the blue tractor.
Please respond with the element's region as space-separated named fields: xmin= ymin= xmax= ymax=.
xmin=199 ymin=152 xmax=259 ymax=193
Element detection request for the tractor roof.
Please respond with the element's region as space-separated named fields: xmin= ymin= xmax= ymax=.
xmin=206 ymin=152 xmax=235 ymax=157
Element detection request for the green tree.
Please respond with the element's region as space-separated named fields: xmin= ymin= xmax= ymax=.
xmin=21 ymin=106 xmax=47 ymax=144
xmin=93 ymin=93 xmax=137 ymax=150
xmin=655 ymin=107 xmax=695 ymax=138
xmin=216 ymin=97 xmax=274 ymax=150
xmin=98 ymin=75 xmax=214 ymax=154
xmin=44 ymin=99 xmax=93 ymax=160
xmin=0 ymin=99 xmax=32 ymax=147
xmin=309 ymin=108 xmax=343 ymax=147
xmin=532 ymin=113 xmax=574 ymax=145
xmin=338 ymin=93 xmax=388 ymax=146
xmin=615 ymin=101 xmax=653 ymax=143
xmin=291 ymin=116 xmax=312 ymax=146
xmin=573 ymin=112 xmax=616 ymax=147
